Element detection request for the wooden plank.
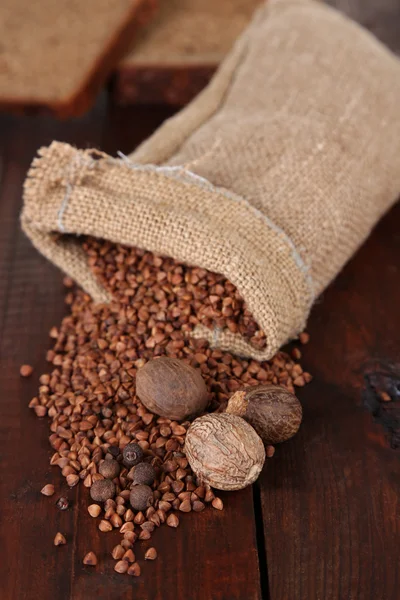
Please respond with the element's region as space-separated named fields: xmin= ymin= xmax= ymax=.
xmin=261 ymin=201 xmax=400 ymax=600
xmin=262 ymin=5 xmax=400 ymax=599
xmin=0 ymin=102 xmax=262 ymax=600
xmin=67 ymin=102 xmax=263 ymax=600
xmin=102 ymin=103 xmax=177 ymax=154
xmin=111 ymin=0 xmax=261 ymax=107
xmin=0 ymin=100 xmax=106 ymax=600
xmin=325 ymin=0 xmax=400 ymax=53
xmin=71 ymin=487 xmax=261 ymax=600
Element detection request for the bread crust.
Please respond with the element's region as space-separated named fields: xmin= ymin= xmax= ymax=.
xmin=0 ymin=0 xmax=157 ymax=118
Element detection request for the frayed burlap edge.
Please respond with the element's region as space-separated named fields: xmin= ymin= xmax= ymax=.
xmin=21 ymin=141 xmax=313 ymax=361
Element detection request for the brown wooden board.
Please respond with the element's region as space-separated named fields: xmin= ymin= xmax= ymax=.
xmin=112 ymin=0 xmax=261 ymax=107
xmin=0 ymin=101 xmax=262 ymax=600
xmin=326 ymin=0 xmax=400 ymax=54
xmin=260 ymin=2 xmax=400 ymax=598
xmin=0 ymin=99 xmax=107 ymax=600
xmin=1 ymin=2 xmax=400 ymax=598
xmin=261 ymin=200 xmax=400 ymax=600
xmin=112 ymin=64 xmax=216 ymax=107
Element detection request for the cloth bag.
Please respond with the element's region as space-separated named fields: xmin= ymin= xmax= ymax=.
xmin=22 ymin=0 xmax=400 ymax=360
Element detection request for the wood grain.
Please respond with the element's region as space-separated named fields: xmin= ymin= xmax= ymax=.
xmin=111 ymin=64 xmax=216 ymax=107
xmin=0 ymin=101 xmax=262 ymax=600
xmin=326 ymin=0 xmax=400 ymax=53
xmin=70 ymin=487 xmax=261 ymax=600
xmin=261 ymin=3 xmax=400 ymax=598
xmin=1 ymin=3 xmax=399 ymax=599
xmin=0 ymin=100 xmax=107 ymax=600
xmin=261 ymin=201 xmax=400 ymax=600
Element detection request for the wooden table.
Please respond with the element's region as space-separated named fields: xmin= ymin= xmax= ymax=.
xmin=1 ymin=2 xmax=400 ymax=599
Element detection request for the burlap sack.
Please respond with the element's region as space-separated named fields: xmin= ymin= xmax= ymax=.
xmin=21 ymin=0 xmax=400 ymax=361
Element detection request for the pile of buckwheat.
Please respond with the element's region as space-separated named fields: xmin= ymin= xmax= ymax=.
xmin=29 ymin=238 xmax=311 ymax=576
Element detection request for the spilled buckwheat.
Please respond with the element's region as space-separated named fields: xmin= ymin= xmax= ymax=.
xmin=29 ymin=239 xmax=311 ymax=576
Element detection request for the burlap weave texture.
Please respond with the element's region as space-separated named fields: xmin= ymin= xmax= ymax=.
xmin=22 ymin=0 xmax=400 ymax=360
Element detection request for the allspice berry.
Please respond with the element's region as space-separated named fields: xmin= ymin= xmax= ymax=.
xmin=90 ymin=479 xmax=116 ymax=503
xmin=122 ymin=443 xmax=144 ymax=468
xmin=226 ymin=385 xmax=302 ymax=444
xmin=99 ymin=458 xmax=120 ymax=479
xmin=129 ymin=485 xmax=154 ymax=511
xmin=136 ymin=357 xmax=208 ymax=421
xmin=128 ymin=462 xmax=156 ymax=486
xmin=185 ymin=413 xmax=265 ymax=491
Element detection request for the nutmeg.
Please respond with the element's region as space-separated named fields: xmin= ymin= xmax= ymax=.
xmin=99 ymin=458 xmax=120 ymax=479
xmin=128 ymin=462 xmax=156 ymax=486
xmin=226 ymin=385 xmax=302 ymax=444
xmin=184 ymin=413 xmax=265 ymax=491
xmin=129 ymin=485 xmax=154 ymax=511
xmin=90 ymin=479 xmax=116 ymax=503
xmin=122 ymin=443 xmax=144 ymax=468
xmin=136 ymin=357 xmax=208 ymax=421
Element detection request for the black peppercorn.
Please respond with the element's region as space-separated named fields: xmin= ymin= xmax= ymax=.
xmin=129 ymin=485 xmax=154 ymax=511
xmin=128 ymin=462 xmax=156 ymax=486
xmin=90 ymin=479 xmax=116 ymax=502
xmin=99 ymin=458 xmax=120 ymax=479
xmin=122 ymin=443 xmax=143 ymax=468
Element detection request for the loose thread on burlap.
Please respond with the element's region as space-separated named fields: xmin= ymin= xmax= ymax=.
xmin=117 ymin=151 xmax=211 ymax=188
xmin=116 ymin=145 xmax=221 ymax=189
xmin=57 ymin=146 xmax=316 ymax=308
xmin=118 ymin=149 xmax=315 ymax=308
xmin=155 ymin=138 xmax=222 ymax=182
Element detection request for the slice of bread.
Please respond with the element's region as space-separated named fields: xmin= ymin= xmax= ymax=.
xmin=0 ymin=0 xmax=157 ymax=118
xmin=113 ymin=0 xmax=261 ymax=106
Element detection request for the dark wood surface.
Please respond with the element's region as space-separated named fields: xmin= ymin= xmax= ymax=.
xmin=112 ymin=64 xmax=217 ymax=107
xmin=1 ymin=2 xmax=400 ymax=599
xmin=326 ymin=0 xmax=400 ymax=53
xmin=261 ymin=201 xmax=400 ymax=600
xmin=0 ymin=103 xmax=262 ymax=600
